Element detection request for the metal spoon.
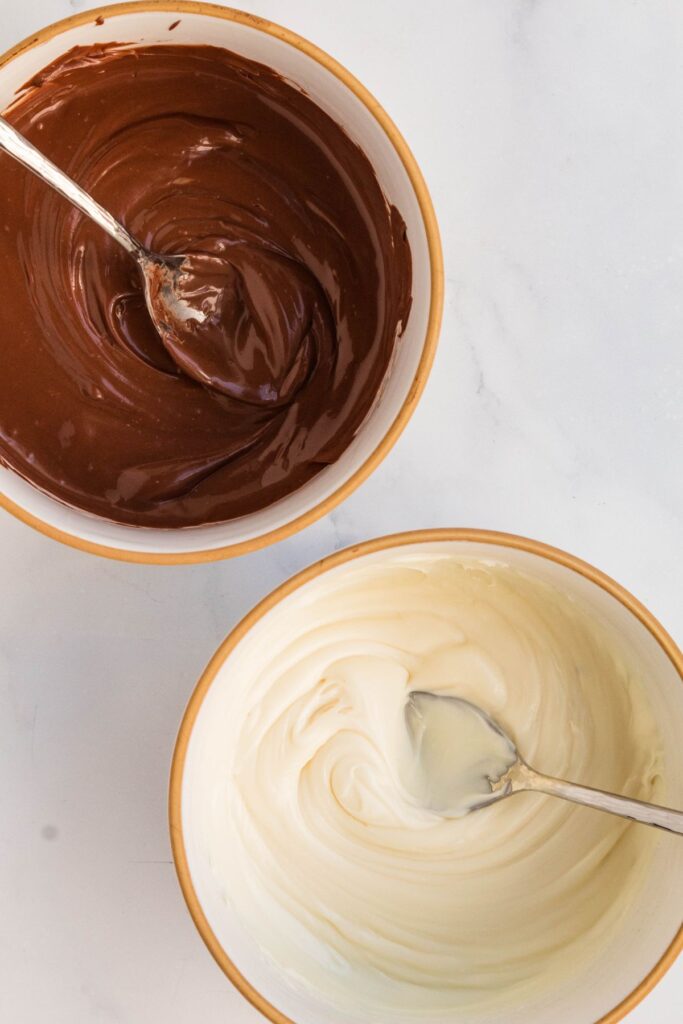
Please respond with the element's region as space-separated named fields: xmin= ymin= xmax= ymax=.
xmin=0 ymin=114 xmax=209 ymax=369
xmin=406 ymin=691 xmax=683 ymax=835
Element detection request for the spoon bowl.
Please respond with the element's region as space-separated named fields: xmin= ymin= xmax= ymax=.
xmin=405 ymin=691 xmax=518 ymax=815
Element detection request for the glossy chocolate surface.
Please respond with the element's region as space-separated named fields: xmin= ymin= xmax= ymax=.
xmin=0 ymin=44 xmax=411 ymax=527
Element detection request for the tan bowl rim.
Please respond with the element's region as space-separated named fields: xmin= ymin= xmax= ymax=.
xmin=0 ymin=0 xmax=444 ymax=564
xmin=169 ymin=526 xmax=683 ymax=1024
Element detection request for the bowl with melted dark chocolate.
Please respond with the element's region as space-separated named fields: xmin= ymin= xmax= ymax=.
xmin=0 ymin=3 xmax=443 ymax=561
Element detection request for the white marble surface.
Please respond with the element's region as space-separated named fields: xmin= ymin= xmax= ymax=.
xmin=0 ymin=1 xmax=681 ymax=1021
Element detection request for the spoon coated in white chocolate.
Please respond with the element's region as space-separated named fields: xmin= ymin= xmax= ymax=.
xmin=406 ymin=690 xmax=683 ymax=834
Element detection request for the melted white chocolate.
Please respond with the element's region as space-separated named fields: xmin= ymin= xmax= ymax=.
xmin=200 ymin=554 xmax=664 ymax=1019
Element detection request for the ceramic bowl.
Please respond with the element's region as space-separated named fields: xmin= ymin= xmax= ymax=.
xmin=170 ymin=528 xmax=683 ymax=1024
xmin=0 ymin=2 xmax=442 ymax=562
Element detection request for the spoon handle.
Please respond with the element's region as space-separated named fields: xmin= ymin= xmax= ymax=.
xmin=0 ymin=114 xmax=143 ymax=258
xmin=519 ymin=764 xmax=683 ymax=835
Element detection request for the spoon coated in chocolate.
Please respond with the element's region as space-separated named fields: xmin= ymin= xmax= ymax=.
xmin=0 ymin=113 xmax=252 ymax=399
xmin=148 ymin=246 xmax=326 ymax=405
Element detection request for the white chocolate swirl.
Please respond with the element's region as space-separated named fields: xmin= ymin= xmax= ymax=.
xmin=199 ymin=554 xmax=663 ymax=1019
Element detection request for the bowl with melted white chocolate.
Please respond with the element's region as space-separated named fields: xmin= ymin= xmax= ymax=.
xmin=0 ymin=4 xmax=441 ymax=561
xmin=171 ymin=530 xmax=683 ymax=1024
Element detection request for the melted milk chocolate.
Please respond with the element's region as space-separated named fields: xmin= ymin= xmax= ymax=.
xmin=0 ymin=45 xmax=411 ymax=527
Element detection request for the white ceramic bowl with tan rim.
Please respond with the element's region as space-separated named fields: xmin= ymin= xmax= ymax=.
xmin=170 ymin=528 xmax=683 ymax=1024
xmin=0 ymin=2 xmax=442 ymax=564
